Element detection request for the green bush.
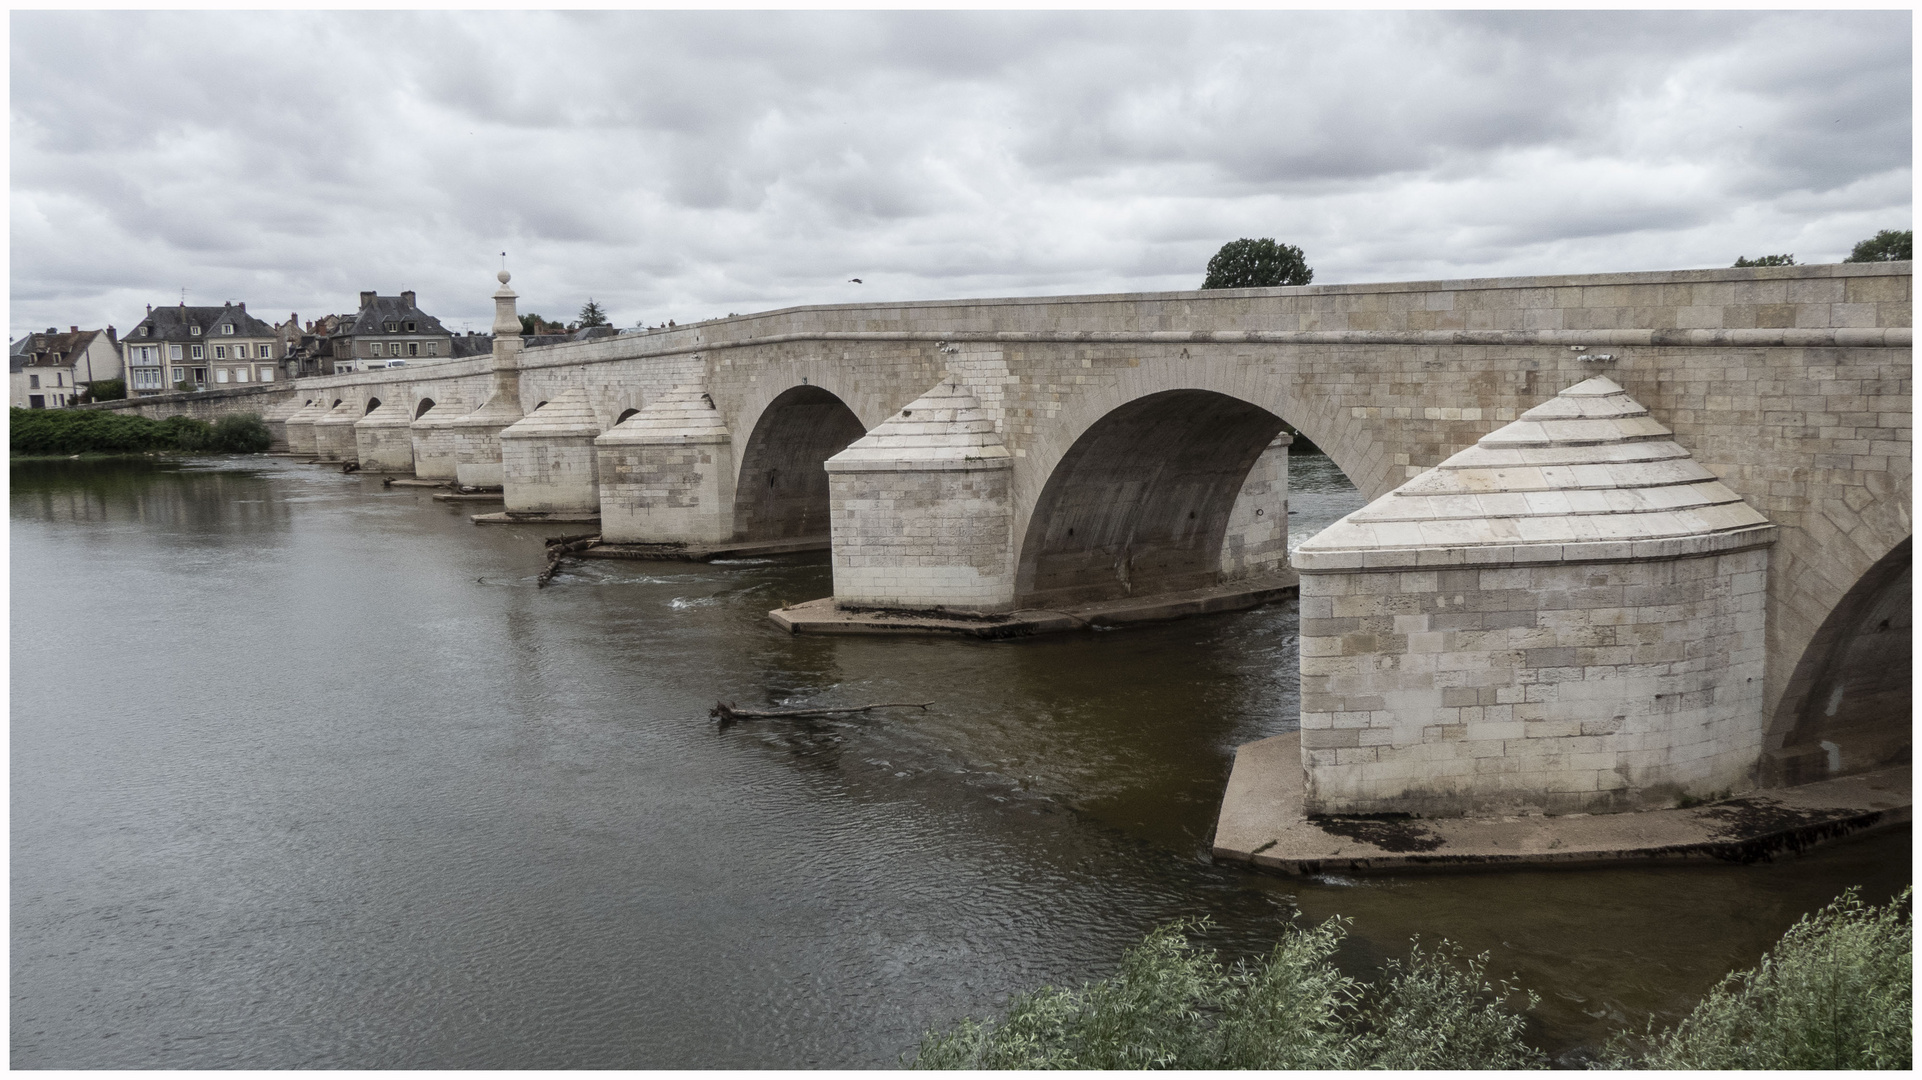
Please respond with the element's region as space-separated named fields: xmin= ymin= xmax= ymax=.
xmin=910 ymin=918 xmax=1543 ymax=1070
xmin=1603 ymin=887 xmax=1911 ymax=1070
xmin=1845 ymin=229 xmax=1913 ymax=263
xmin=9 ymin=408 xmax=271 ymax=456
xmin=79 ymin=378 xmax=126 ymax=403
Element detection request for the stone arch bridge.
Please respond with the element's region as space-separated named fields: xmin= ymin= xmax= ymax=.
xmin=102 ymin=263 xmax=1910 ymax=802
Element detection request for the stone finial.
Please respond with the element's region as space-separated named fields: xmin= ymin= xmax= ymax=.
xmin=1295 ymin=376 xmax=1773 ymax=570
xmin=826 ymin=375 xmax=1009 ymax=470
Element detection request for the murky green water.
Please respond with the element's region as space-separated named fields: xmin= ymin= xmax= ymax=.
xmin=10 ymin=455 xmax=1908 ymax=1068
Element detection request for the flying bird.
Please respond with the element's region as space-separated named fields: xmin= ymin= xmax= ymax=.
xmin=849 ymin=278 xmax=863 ymax=284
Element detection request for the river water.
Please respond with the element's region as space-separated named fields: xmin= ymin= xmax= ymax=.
xmin=10 ymin=454 xmax=1908 ymax=1068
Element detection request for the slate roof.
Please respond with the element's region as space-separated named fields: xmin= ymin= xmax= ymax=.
xmin=341 ymin=294 xmax=450 ymax=337
xmin=450 ymin=333 xmax=494 ymax=359
xmin=1294 ymin=376 xmax=1774 ymax=570
xmin=13 ymin=328 xmax=112 ymax=370
xmin=127 ymin=303 xmax=272 ymax=343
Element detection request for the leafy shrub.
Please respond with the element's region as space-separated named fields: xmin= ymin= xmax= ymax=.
xmin=9 ymin=408 xmax=271 ymax=455
xmin=210 ymin=413 xmax=272 ymax=452
xmin=79 ymin=379 xmax=126 ymax=403
xmin=911 ymin=918 xmax=1542 ymax=1070
xmin=1603 ymin=887 xmax=1911 ymax=1070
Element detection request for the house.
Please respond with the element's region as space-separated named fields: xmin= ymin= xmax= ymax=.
xmin=275 ymin=313 xmax=346 ymax=378
xmin=9 ymin=326 xmax=123 ymax=408
xmin=122 ymin=302 xmax=280 ymax=396
xmin=327 ymin=290 xmax=454 ymax=373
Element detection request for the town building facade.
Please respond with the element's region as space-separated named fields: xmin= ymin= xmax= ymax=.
xmin=327 ymin=291 xmax=454 ymax=373
xmin=9 ymin=326 xmax=123 ymax=408
xmin=122 ymin=303 xmax=280 ymax=396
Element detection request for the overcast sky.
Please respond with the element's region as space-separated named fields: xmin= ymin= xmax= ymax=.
xmin=10 ymin=9 xmax=1912 ymax=339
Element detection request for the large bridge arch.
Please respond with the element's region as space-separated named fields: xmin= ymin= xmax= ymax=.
xmin=1003 ymin=355 xmax=1402 ymax=572
xmin=1014 ymin=389 xmax=1287 ymax=606
xmin=1763 ymin=534 xmax=1912 ymax=783
xmin=731 ymin=383 xmax=869 ymax=542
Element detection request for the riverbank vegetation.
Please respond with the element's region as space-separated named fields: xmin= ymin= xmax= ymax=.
xmin=911 ymin=887 xmax=1910 ymax=1070
xmin=9 ymin=408 xmax=271 ymax=456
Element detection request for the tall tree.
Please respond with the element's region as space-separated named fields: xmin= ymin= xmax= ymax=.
xmin=1844 ymin=229 xmax=1913 ymax=263
xmin=1202 ymin=239 xmax=1313 ymax=290
xmin=577 ymin=299 xmax=609 ymax=328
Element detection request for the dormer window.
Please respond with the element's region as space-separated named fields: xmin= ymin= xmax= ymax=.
xmin=385 ymin=321 xmax=399 ymax=333
xmin=190 ymin=325 xmax=201 ymax=336
xmin=140 ymin=326 xmax=150 ymax=337
xmin=404 ymin=321 xmax=416 ymax=332
xmin=222 ymin=324 xmax=234 ymax=335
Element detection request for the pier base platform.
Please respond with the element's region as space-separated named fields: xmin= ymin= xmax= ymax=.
xmin=578 ymin=536 xmax=830 ymax=562
xmin=769 ymin=571 xmax=1298 ymax=638
xmin=1213 ymin=731 xmax=1911 ymax=875
xmin=471 ymin=510 xmax=602 ymax=526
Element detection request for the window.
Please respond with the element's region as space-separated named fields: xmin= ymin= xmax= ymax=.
xmin=258 ymin=343 xmax=272 ymax=359
xmin=385 ymin=321 xmax=399 ymax=333
xmin=214 ymin=346 xmax=227 ymax=359
xmin=222 ymin=324 xmax=233 ymax=335
xmin=216 ymin=369 xmax=229 ymax=383
xmin=28 ymin=395 xmax=43 ymax=409
xmin=371 ymin=342 xmax=384 ymax=357
xmin=235 ymin=345 xmax=249 ymax=358
xmin=54 ymin=372 xmax=63 ymax=386
xmin=408 ymin=342 xmax=419 ymax=357
xmin=259 ymin=367 xmax=275 ymax=382
xmin=235 ymin=368 xmax=248 ymax=382
xmin=191 ymin=344 xmax=203 ymax=360
xmin=27 ymin=374 xmax=38 ymax=389
xmin=404 ymin=321 xmax=416 ymax=332
xmin=426 ymin=342 xmax=438 ymax=356
xmin=172 ymin=367 xmax=186 ymax=382
xmin=170 ymin=344 xmax=183 ymax=360
xmin=140 ymin=326 xmax=150 ymax=337
xmin=190 ymin=325 xmax=201 ymax=336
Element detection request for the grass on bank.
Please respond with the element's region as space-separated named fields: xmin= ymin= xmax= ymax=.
xmin=910 ymin=887 xmax=1910 ymax=1070
xmin=9 ymin=408 xmax=270 ymax=457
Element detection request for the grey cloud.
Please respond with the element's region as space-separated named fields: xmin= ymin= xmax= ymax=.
xmin=9 ymin=10 xmax=1911 ymax=339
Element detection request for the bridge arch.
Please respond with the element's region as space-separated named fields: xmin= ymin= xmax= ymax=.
xmin=733 ymin=384 xmax=868 ymax=541
xmin=414 ymin=398 xmax=435 ymax=419
xmin=364 ymin=397 xmax=381 ymax=414
xmin=1015 ymin=389 xmax=1288 ymax=606
xmin=1764 ymin=535 xmax=1912 ymax=783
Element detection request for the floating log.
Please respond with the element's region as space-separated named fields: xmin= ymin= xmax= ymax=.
xmin=537 ymin=533 xmax=604 ymax=587
xmin=711 ymin=700 xmax=934 ymax=727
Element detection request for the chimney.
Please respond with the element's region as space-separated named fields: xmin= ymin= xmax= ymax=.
xmin=70 ymin=325 xmax=78 ymax=334
xmin=237 ymin=302 xmax=246 ymax=314
xmin=360 ymin=291 xmax=377 ymax=310
xmin=400 ymin=290 xmax=416 ymax=309
xmin=107 ymin=326 xmax=117 ymax=343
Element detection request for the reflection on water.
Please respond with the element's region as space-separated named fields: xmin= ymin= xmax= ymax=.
xmin=10 ymin=456 xmax=1908 ymax=1068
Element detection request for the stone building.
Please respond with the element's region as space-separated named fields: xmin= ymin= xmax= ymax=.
xmin=9 ymin=326 xmax=122 ymax=407
xmin=122 ymin=303 xmax=279 ymax=395
xmin=327 ymin=291 xmax=454 ymax=372
xmin=1293 ymin=376 xmax=1776 ymax=817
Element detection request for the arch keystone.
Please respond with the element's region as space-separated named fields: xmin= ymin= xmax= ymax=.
xmin=825 ymin=375 xmax=1016 ymax=612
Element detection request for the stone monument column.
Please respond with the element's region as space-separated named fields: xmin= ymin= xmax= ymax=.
xmin=452 ymin=271 xmax=526 ymax=488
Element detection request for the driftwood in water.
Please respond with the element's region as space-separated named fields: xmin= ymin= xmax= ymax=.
xmin=538 ymin=533 xmax=603 ymax=587
xmin=711 ymin=700 xmax=934 ymax=727
xmin=342 ymin=461 xmax=361 ymax=473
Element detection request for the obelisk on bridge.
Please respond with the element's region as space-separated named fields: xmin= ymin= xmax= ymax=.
xmin=451 ymin=269 xmax=528 ymax=488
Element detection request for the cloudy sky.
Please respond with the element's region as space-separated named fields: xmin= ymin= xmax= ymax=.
xmin=10 ymin=9 xmax=1912 ymax=339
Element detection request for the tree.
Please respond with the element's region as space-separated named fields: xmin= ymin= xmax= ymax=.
xmin=1202 ymin=238 xmax=1313 ymax=290
xmin=1844 ymin=229 xmax=1912 ymax=263
xmin=1733 ymin=254 xmax=1795 ymax=267
xmin=519 ymin=313 xmax=545 ymax=336
xmin=577 ymin=299 xmax=609 ymax=328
